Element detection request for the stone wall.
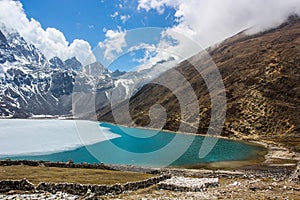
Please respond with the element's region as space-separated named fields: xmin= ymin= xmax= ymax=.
xmin=0 ymin=160 xmax=113 ymax=170
xmin=35 ymin=174 xmax=170 ymax=196
xmin=0 ymin=180 xmax=34 ymax=193
xmin=161 ymin=165 xmax=295 ymax=181
xmin=0 ymin=175 xmax=171 ymax=196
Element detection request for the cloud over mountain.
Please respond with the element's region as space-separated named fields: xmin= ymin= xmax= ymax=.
xmin=99 ymin=29 xmax=127 ymax=62
xmin=0 ymin=0 xmax=95 ymax=65
xmin=138 ymin=0 xmax=300 ymax=47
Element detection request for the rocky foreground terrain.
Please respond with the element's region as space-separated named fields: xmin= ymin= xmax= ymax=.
xmin=0 ymin=158 xmax=299 ymax=200
xmin=0 ymin=172 xmax=299 ymax=200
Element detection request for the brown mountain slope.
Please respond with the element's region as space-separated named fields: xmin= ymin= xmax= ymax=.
xmin=97 ymin=16 xmax=300 ymax=152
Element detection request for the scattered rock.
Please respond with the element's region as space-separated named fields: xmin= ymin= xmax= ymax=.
xmin=158 ymin=176 xmax=219 ymax=192
xmin=290 ymin=161 xmax=300 ymax=183
xmin=0 ymin=192 xmax=79 ymax=200
xmin=228 ymin=181 xmax=241 ymax=186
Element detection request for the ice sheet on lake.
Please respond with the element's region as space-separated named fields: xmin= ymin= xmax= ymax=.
xmin=0 ymin=119 xmax=121 ymax=157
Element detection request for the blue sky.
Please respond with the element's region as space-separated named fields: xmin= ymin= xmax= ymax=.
xmin=20 ymin=0 xmax=178 ymax=49
xmin=17 ymin=0 xmax=180 ymax=71
xmin=1 ymin=0 xmax=299 ymax=71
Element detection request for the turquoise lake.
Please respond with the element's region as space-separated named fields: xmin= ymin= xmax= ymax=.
xmin=6 ymin=122 xmax=265 ymax=167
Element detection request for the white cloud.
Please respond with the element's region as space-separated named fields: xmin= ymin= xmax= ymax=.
xmin=96 ymin=26 xmax=202 ymax=72
xmin=129 ymin=43 xmax=157 ymax=66
xmin=120 ymin=15 xmax=131 ymax=23
xmin=158 ymin=28 xmax=201 ymax=58
xmin=0 ymin=0 xmax=96 ymax=65
xmin=110 ymin=11 xmax=119 ymax=18
xmin=119 ymin=28 xmax=200 ymax=72
xmin=134 ymin=28 xmax=203 ymax=71
xmin=138 ymin=0 xmax=300 ymax=47
xmin=99 ymin=29 xmax=127 ymax=61
xmin=137 ymin=0 xmax=180 ymax=14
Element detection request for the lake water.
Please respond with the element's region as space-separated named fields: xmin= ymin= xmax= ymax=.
xmin=0 ymin=120 xmax=265 ymax=167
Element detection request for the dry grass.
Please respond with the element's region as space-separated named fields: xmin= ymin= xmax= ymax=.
xmin=0 ymin=165 xmax=154 ymax=185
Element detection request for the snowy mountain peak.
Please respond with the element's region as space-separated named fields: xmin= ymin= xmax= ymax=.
xmin=0 ymin=30 xmax=8 ymax=47
xmin=64 ymin=57 xmax=82 ymax=71
xmin=0 ymin=27 xmax=48 ymax=69
xmin=83 ymin=61 xmax=109 ymax=76
xmin=49 ymin=56 xmax=64 ymax=69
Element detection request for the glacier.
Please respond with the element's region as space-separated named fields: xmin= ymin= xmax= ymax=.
xmin=0 ymin=119 xmax=121 ymax=157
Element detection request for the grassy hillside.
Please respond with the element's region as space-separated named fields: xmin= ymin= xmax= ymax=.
xmin=98 ymin=16 xmax=300 ymax=152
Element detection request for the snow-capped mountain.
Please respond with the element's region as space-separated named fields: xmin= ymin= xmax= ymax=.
xmin=0 ymin=27 xmax=91 ymax=118
xmin=109 ymin=57 xmax=176 ymax=101
xmin=0 ymin=26 xmax=177 ymax=118
xmin=0 ymin=27 xmax=48 ymax=69
xmin=1 ymin=30 xmax=68 ymax=117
